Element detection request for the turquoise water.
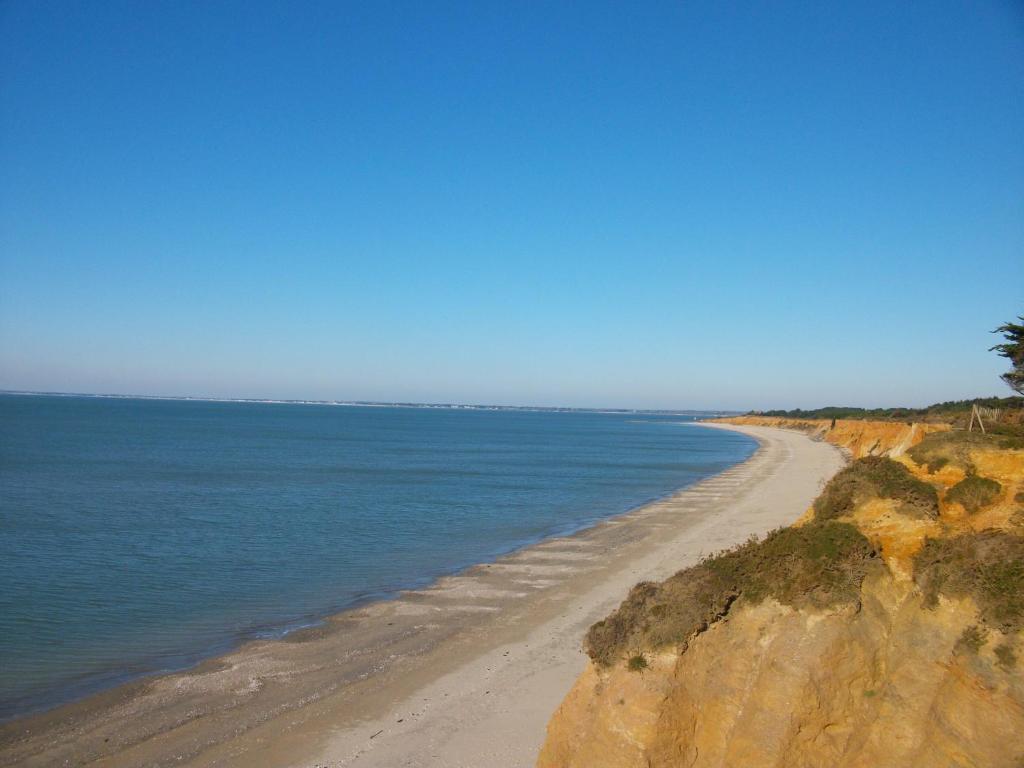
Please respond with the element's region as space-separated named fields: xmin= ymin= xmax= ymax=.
xmin=0 ymin=394 xmax=755 ymax=719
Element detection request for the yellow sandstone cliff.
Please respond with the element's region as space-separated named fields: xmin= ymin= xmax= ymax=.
xmin=538 ymin=418 xmax=1024 ymax=768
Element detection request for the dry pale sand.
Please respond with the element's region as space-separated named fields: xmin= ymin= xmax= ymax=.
xmin=0 ymin=423 xmax=843 ymax=768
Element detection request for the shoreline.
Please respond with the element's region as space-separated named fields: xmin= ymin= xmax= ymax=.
xmin=0 ymin=422 xmax=755 ymax=726
xmin=0 ymin=423 xmax=843 ymax=768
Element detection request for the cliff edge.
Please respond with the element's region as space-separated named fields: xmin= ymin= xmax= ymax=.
xmin=538 ymin=418 xmax=1024 ymax=768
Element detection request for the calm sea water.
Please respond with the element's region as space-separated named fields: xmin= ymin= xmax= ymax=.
xmin=0 ymin=394 xmax=755 ymax=719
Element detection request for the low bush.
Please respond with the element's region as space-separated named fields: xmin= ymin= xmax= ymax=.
xmin=957 ymin=625 xmax=987 ymax=653
xmin=995 ymin=643 xmax=1017 ymax=669
xmin=586 ymin=522 xmax=877 ymax=667
xmin=627 ymin=653 xmax=648 ymax=672
xmin=814 ymin=456 xmax=939 ymax=521
xmin=914 ymin=531 xmax=1024 ymax=634
xmin=946 ymin=475 xmax=1002 ymax=514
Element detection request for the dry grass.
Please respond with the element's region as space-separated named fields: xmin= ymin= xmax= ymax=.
xmin=908 ymin=430 xmax=1024 ymax=474
xmin=957 ymin=625 xmax=988 ymax=653
xmin=813 ymin=456 xmax=939 ymax=521
xmin=586 ymin=522 xmax=877 ymax=667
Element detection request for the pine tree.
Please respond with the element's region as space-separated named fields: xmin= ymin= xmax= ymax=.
xmin=991 ymin=316 xmax=1024 ymax=395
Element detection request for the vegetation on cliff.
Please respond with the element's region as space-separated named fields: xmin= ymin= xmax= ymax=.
xmin=813 ymin=456 xmax=939 ymax=520
xmin=946 ymin=475 xmax=1003 ymax=514
xmin=586 ymin=520 xmax=877 ymax=667
xmin=908 ymin=429 xmax=1024 ymax=473
xmin=585 ymin=424 xmax=1024 ymax=671
xmin=915 ymin=530 xmax=1024 ymax=634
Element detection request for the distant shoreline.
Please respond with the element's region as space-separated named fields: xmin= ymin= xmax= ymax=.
xmin=0 ymin=390 xmax=741 ymax=417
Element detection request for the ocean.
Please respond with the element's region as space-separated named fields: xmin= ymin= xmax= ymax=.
xmin=0 ymin=394 xmax=756 ymax=720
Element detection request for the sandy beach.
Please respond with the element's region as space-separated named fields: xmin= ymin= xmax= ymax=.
xmin=0 ymin=423 xmax=843 ymax=768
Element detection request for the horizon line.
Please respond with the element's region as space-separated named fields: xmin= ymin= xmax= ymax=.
xmin=0 ymin=389 xmax=743 ymax=416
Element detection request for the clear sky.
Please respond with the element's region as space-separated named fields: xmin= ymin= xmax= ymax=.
xmin=1 ymin=1 xmax=1022 ymax=410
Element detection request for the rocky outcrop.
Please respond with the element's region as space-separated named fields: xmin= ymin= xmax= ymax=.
xmin=538 ymin=419 xmax=1024 ymax=768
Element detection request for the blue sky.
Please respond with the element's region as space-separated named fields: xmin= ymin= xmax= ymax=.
xmin=1 ymin=1 xmax=1022 ymax=410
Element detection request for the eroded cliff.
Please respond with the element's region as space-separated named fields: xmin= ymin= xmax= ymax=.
xmin=538 ymin=418 xmax=1024 ymax=768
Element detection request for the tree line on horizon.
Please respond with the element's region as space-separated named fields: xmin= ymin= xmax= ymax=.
xmin=752 ymin=314 xmax=1024 ymax=426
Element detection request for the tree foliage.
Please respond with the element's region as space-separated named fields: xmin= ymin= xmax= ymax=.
xmin=991 ymin=315 xmax=1024 ymax=395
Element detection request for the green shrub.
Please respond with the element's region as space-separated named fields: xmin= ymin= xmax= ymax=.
xmin=814 ymin=456 xmax=939 ymax=521
xmin=914 ymin=531 xmax=1024 ymax=634
xmin=586 ymin=522 xmax=877 ymax=667
xmin=946 ymin=475 xmax=1002 ymax=514
xmin=627 ymin=653 xmax=648 ymax=672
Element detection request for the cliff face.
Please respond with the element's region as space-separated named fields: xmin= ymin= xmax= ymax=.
xmin=539 ymin=419 xmax=1024 ymax=768
xmin=718 ymin=415 xmax=949 ymax=459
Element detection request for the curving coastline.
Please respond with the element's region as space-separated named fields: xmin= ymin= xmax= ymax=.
xmin=0 ymin=399 xmax=750 ymax=725
xmin=0 ymin=424 xmax=842 ymax=768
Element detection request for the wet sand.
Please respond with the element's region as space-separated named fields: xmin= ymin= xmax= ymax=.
xmin=0 ymin=423 xmax=844 ymax=768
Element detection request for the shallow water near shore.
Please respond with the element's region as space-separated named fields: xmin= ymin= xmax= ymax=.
xmin=0 ymin=394 xmax=755 ymax=720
